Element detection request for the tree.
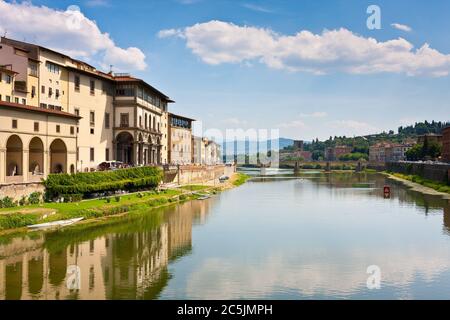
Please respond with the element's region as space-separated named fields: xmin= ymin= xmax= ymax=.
xmin=406 ymin=144 xmax=423 ymax=161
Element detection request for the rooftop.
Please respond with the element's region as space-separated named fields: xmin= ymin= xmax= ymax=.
xmin=0 ymin=101 xmax=81 ymax=120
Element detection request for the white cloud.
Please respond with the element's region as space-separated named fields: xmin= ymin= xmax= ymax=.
xmin=299 ymin=111 xmax=328 ymax=118
xmin=391 ymin=23 xmax=412 ymax=32
xmin=222 ymin=117 xmax=248 ymax=127
xmin=159 ymin=20 xmax=450 ymax=76
xmin=327 ymin=120 xmax=380 ymax=136
xmin=242 ymin=3 xmax=273 ymax=13
xmin=278 ymin=119 xmax=307 ymax=129
xmin=0 ymin=1 xmax=147 ymax=71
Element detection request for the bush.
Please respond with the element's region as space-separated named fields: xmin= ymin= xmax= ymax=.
xmin=28 ymin=192 xmax=42 ymax=205
xmin=43 ymin=167 xmax=163 ymax=200
xmin=19 ymin=196 xmax=27 ymax=206
xmin=0 ymin=197 xmax=16 ymax=208
xmin=114 ymin=196 xmax=121 ymax=202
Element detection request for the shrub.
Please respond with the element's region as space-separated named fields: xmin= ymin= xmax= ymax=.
xmin=28 ymin=192 xmax=42 ymax=205
xmin=0 ymin=197 xmax=16 ymax=208
xmin=114 ymin=196 xmax=121 ymax=202
xmin=43 ymin=167 xmax=163 ymax=200
xmin=19 ymin=196 xmax=28 ymax=206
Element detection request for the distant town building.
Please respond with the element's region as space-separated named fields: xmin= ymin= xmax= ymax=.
xmin=325 ymin=145 xmax=352 ymax=161
xmin=442 ymin=126 xmax=450 ymax=163
xmin=293 ymin=140 xmax=304 ymax=151
xmin=168 ymin=113 xmax=194 ymax=165
xmin=369 ymin=142 xmax=413 ymax=163
xmin=417 ymin=133 xmax=443 ymax=145
xmin=280 ymin=150 xmax=312 ymax=162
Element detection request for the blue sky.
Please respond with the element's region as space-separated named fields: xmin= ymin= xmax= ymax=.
xmin=1 ymin=0 xmax=450 ymax=140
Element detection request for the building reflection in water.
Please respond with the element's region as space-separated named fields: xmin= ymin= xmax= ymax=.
xmin=0 ymin=198 xmax=215 ymax=300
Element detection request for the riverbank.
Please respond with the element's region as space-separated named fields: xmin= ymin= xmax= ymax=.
xmin=0 ymin=172 xmax=246 ymax=235
xmin=382 ymin=172 xmax=450 ymax=199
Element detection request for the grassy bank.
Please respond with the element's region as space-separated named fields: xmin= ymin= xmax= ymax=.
xmin=387 ymin=172 xmax=450 ymax=194
xmin=0 ymin=171 xmax=248 ymax=233
xmin=232 ymin=173 xmax=251 ymax=187
xmin=0 ymin=189 xmax=196 ymax=232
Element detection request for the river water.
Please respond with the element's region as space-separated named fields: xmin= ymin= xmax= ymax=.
xmin=1 ymin=170 xmax=450 ymax=300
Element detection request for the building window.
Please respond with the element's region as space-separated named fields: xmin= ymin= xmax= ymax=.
xmin=105 ymin=113 xmax=110 ymax=129
xmin=55 ymin=89 xmax=60 ymax=99
xmin=41 ymin=85 xmax=45 ymax=94
xmin=120 ymin=113 xmax=129 ymax=127
xmin=74 ymin=108 xmax=80 ymax=116
xmin=90 ymin=148 xmax=95 ymax=162
xmin=46 ymin=61 xmax=60 ymax=74
xmin=70 ymin=126 xmax=75 ymax=135
xmin=29 ymin=62 xmax=38 ymax=77
xmin=6 ymin=75 xmax=11 ymax=84
xmin=56 ymin=125 xmax=60 ymax=133
xmin=90 ymin=80 xmax=95 ymax=95
xmin=34 ymin=122 xmax=39 ymax=132
xmin=6 ymin=96 xmax=10 ymax=102
xmin=90 ymin=111 xmax=95 ymax=126
xmin=14 ymin=97 xmax=19 ymax=103
xmin=48 ymin=87 xmax=53 ymax=97
xmin=90 ymin=128 xmax=95 ymax=135
xmin=12 ymin=119 xmax=17 ymax=129
xmin=139 ymin=116 xmax=142 ymax=128
xmin=77 ymin=147 xmax=79 ymax=161
xmin=21 ymin=98 xmax=26 ymax=105
xmin=74 ymin=75 xmax=80 ymax=91
xmin=40 ymin=103 xmax=47 ymax=109
xmin=31 ymin=86 xmax=36 ymax=98
xmin=105 ymin=148 xmax=110 ymax=161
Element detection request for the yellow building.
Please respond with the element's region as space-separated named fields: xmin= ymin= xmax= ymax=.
xmin=168 ymin=113 xmax=194 ymax=165
xmin=0 ymin=37 xmax=176 ymax=187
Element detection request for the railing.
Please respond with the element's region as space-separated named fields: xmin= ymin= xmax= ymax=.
xmin=14 ymin=81 xmax=27 ymax=93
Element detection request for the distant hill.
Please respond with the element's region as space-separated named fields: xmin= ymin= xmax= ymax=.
xmin=221 ymin=137 xmax=294 ymax=155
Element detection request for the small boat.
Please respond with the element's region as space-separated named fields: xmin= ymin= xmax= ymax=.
xmin=28 ymin=217 xmax=84 ymax=230
xmin=197 ymin=195 xmax=211 ymax=200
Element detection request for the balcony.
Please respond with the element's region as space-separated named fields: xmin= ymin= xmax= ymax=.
xmin=14 ymin=81 xmax=28 ymax=93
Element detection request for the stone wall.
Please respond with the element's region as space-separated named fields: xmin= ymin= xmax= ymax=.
xmin=164 ymin=165 xmax=235 ymax=185
xmin=0 ymin=182 xmax=45 ymax=201
xmin=386 ymin=161 xmax=450 ymax=183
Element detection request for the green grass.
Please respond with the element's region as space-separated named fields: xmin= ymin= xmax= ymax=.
xmin=390 ymin=172 xmax=450 ymax=194
xmin=179 ymin=185 xmax=210 ymax=191
xmin=233 ymin=173 xmax=251 ymax=187
xmin=0 ymin=189 xmax=186 ymax=231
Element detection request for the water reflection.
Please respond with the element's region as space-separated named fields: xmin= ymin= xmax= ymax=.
xmin=1 ymin=172 xmax=450 ymax=300
xmin=0 ymin=199 xmax=215 ymax=300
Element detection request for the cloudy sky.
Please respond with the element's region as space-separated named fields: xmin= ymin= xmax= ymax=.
xmin=1 ymin=0 xmax=449 ymax=140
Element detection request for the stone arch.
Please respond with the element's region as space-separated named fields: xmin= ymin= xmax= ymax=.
xmin=116 ymin=132 xmax=134 ymax=164
xmin=6 ymin=135 xmax=23 ymax=176
xmin=29 ymin=137 xmax=44 ymax=175
xmin=50 ymin=139 xmax=67 ymax=174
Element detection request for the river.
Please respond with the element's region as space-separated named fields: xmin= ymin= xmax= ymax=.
xmin=1 ymin=170 xmax=450 ymax=300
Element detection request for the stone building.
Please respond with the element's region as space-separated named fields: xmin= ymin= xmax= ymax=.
xmin=442 ymin=126 xmax=450 ymax=163
xmin=325 ymin=145 xmax=353 ymax=161
xmin=168 ymin=113 xmax=194 ymax=165
xmin=0 ymin=37 xmax=180 ymax=185
xmin=192 ymin=136 xmax=222 ymax=165
xmin=369 ymin=142 xmax=412 ymax=163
